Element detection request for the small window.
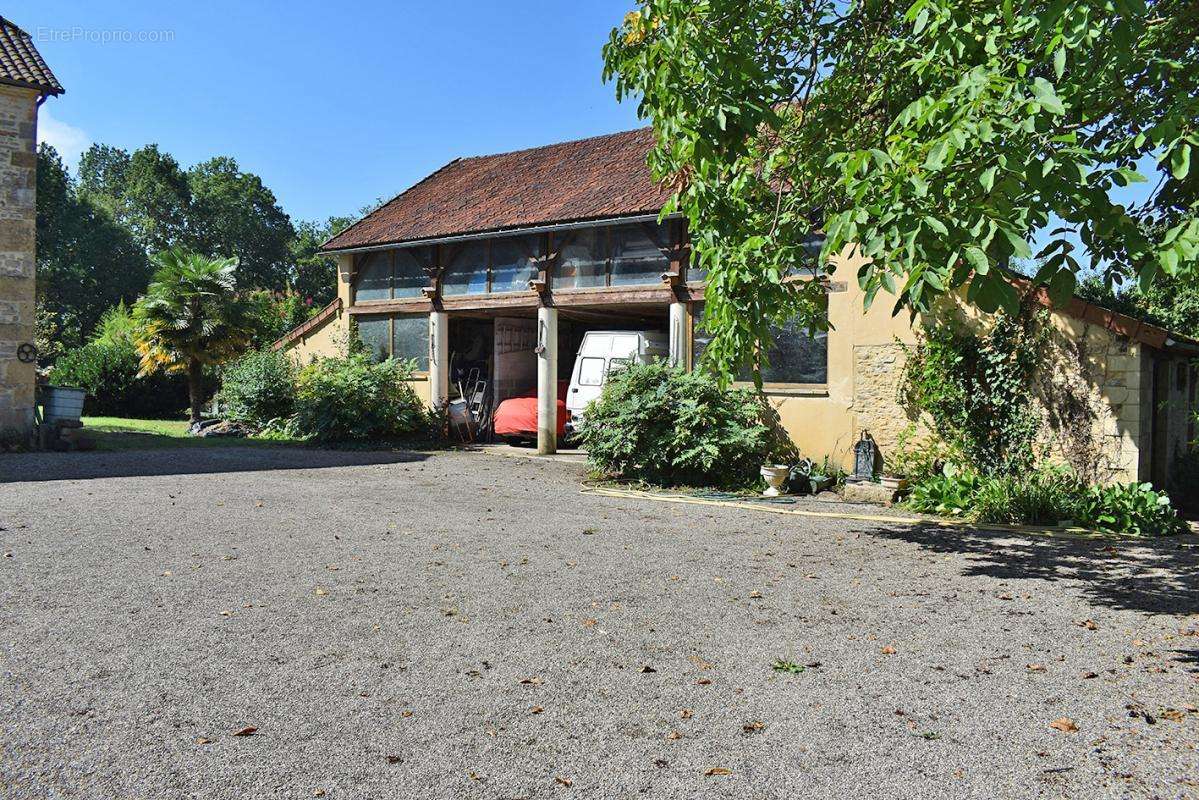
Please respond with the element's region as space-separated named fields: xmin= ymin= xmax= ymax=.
xmin=394 ymin=248 xmax=429 ymax=298
xmin=392 ymin=315 xmax=429 ymax=370
xmin=578 ymin=357 xmax=606 ymax=386
xmin=691 ymin=301 xmax=829 ymax=385
xmin=490 ymin=235 xmax=540 ymax=293
xmin=610 ymin=222 xmax=670 ymax=286
xmin=357 ymin=316 xmax=391 ymax=362
xmin=356 ymin=252 xmax=391 ymax=302
xmin=557 ymin=228 xmax=606 ymax=289
xmin=608 ymin=357 xmax=631 ymax=374
xmin=442 ymin=241 xmax=489 ymax=295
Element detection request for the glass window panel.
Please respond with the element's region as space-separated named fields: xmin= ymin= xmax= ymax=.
xmin=356 ymin=252 xmax=391 ymax=302
xmin=759 ymin=317 xmax=828 ymax=384
xmin=394 ymin=247 xmax=428 ymax=298
xmin=442 ymin=241 xmax=489 ymax=295
xmin=392 ymin=315 xmax=429 ymax=370
xmin=357 ymin=316 xmax=390 ymax=362
xmin=556 ymin=228 xmax=606 ymax=288
xmin=490 ymin=235 xmax=540 ymax=293
xmin=610 ymin=222 xmax=670 ymax=286
xmin=578 ymin=357 xmax=606 ymax=386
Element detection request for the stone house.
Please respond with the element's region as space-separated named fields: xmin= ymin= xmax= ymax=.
xmin=278 ymin=127 xmax=1199 ymax=487
xmin=0 ymin=17 xmax=63 ymax=440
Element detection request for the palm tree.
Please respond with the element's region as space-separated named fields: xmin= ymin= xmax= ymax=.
xmin=132 ymin=249 xmax=255 ymax=423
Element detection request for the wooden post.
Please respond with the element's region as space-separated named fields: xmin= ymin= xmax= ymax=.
xmin=536 ymin=305 xmax=558 ymax=455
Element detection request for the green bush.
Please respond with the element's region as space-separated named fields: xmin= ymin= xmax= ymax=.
xmin=579 ymin=360 xmax=770 ymax=488
xmin=1074 ymin=482 xmax=1189 ymax=536
xmin=219 ymin=348 xmax=296 ymax=426
xmin=51 ymin=339 xmax=189 ymax=419
xmin=972 ymin=468 xmax=1083 ymax=526
xmin=290 ymin=350 xmax=431 ymax=443
xmin=905 ymin=463 xmax=981 ymax=517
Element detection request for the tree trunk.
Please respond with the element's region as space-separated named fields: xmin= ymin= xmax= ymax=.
xmin=187 ymin=359 xmax=204 ymax=424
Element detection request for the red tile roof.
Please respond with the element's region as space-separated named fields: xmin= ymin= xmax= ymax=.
xmin=322 ymin=127 xmax=668 ymax=252
xmin=0 ymin=18 xmax=63 ymax=96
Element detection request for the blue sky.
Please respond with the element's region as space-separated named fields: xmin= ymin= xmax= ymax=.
xmin=20 ymin=0 xmax=642 ymax=224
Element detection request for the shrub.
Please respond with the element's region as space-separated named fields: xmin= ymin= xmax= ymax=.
xmin=905 ymin=463 xmax=981 ymax=517
xmin=1074 ymin=482 xmax=1189 ymax=537
xmin=972 ymin=468 xmax=1083 ymax=526
xmin=579 ymin=361 xmax=770 ymax=488
xmin=51 ymin=339 xmax=189 ymax=419
xmin=290 ymin=351 xmax=430 ymax=443
xmin=890 ymin=424 xmax=960 ymax=482
xmin=219 ymin=348 xmax=296 ymax=426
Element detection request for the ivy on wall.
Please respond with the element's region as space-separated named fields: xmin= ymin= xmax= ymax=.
xmin=900 ymin=308 xmax=1049 ymax=477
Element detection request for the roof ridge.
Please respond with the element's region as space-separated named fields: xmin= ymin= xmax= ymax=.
xmin=456 ymin=126 xmax=652 ymax=163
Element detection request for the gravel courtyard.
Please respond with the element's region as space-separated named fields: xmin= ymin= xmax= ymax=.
xmin=2 ymin=447 xmax=1197 ymax=799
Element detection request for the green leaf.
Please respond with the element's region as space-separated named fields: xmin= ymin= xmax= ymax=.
xmin=923 ymin=216 xmax=948 ymax=236
xmin=1000 ymin=228 xmax=1032 ymax=260
xmin=1031 ymin=77 xmax=1065 ymax=115
xmin=964 ymin=246 xmax=990 ymax=275
xmin=1171 ymin=143 xmax=1191 ymax=180
xmin=1053 ymin=46 xmax=1066 ymax=80
xmin=924 ymin=140 xmax=949 ymax=171
xmin=979 ymin=166 xmax=997 ymax=192
xmin=1047 ymin=269 xmax=1076 ymax=307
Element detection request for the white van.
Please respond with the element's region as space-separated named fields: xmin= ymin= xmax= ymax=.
xmin=565 ymin=330 xmax=669 ymax=433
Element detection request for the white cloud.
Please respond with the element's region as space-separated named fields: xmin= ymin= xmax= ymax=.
xmin=36 ymin=106 xmax=90 ymax=172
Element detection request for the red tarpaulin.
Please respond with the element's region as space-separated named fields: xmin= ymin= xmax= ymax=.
xmin=492 ymin=383 xmax=569 ymax=438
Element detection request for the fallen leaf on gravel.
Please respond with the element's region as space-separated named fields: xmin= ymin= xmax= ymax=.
xmin=1184 ymin=704 xmax=1198 ymax=713
xmin=1132 ymin=639 xmax=1147 ymax=647
xmin=997 ymin=594 xmax=1013 ymax=600
xmin=195 ymin=737 xmax=212 ymax=745
xmin=326 ymin=565 xmax=339 ymax=571
xmin=231 ymin=726 xmax=257 ymax=737
xmin=654 ymin=758 xmax=668 ymax=767
xmin=1049 ymin=718 xmax=1079 ymax=733
xmin=696 ymin=678 xmax=712 ymax=686
xmin=743 ymin=721 xmax=765 ymax=733
xmin=1161 ymin=709 xmax=1185 ymax=722
xmin=160 ymin=570 xmax=172 ymax=577
xmin=401 ymin=710 xmax=413 ymax=718
xmin=218 ymin=610 xmax=232 ymax=617
xmin=530 ymin=706 xmax=544 ymax=714
xmin=666 ymin=730 xmax=683 ymax=740
xmin=555 ymin=777 xmax=573 ymax=787
xmin=581 ymin=618 xmax=597 ymax=627
xmin=468 ymin=772 xmax=484 ymax=781
xmin=880 ymin=645 xmax=897 ymax=655
xmin=640 ymin=665 xmax=657 ymax=673
xmin=520 ymin=676 xmax=543 ymax=686
xmin=314 ymin=588 xmax=329 ymax=597
xmin=688 ymin=655 xmax=714 ymax=670
xmin=1081 ymin=671 xmax=1099 ymax=679
xmin=386 ymin=755 xmax=402 ymax=764
xmin=1027 ymin=664 xmax=1046 ymax=672
xmin=313 ymin=790 xmax=325 ymax=797
xmin=749 ymin=590 xmax=763 ymax=599
xmin=679 ymin=709 xmax=693 ymax=719
xmin=1076 ymin=619 xmax=1098 ymax=630
xmin=705 ymin=767 xmax=732 ymax=776
xmin=255 ymin=501 xmax=264 ymax=508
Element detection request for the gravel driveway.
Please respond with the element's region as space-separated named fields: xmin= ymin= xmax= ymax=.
xmin=2 ymin=447 xmax=1197 ymax=799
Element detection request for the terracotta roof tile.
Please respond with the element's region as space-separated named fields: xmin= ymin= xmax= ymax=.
xmin=322 ymin=127 xmax=668 ymax=251
xmin=0 ymin=18 xmax=63 ymax=96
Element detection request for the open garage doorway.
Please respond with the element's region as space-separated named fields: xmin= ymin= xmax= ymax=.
xmin=446 ymin=303 xmax=671 ymax=447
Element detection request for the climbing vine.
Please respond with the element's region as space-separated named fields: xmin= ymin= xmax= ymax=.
xmin=900 ymin=308 xmax=1049 ymax=477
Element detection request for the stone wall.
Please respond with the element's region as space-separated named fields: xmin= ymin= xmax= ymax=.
xmin=850 ymin=343 xmax=916 ymax=464
xmin=0 ymin=85 xmax=39 ymax=438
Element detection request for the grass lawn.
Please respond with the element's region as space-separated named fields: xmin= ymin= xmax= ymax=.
xmin=82 ymin=417 xmax=299 ymax=451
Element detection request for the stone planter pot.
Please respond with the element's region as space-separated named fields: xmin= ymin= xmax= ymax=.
xmin=760 ymin=464 xmax=791 ymax=497
xmin=879 ymin=475 xmax=909 ymax=492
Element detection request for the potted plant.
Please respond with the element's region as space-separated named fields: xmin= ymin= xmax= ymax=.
xmin=760 ymin=463 xmax=791 ymax=497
